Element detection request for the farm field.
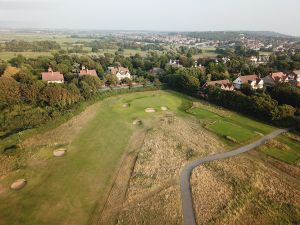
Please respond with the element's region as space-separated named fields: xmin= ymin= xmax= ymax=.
xmin=0 ymin=90 xmax=299 ymax=225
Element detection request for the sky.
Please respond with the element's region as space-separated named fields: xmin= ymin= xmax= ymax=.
xmin=0 ymin=0 xmax=300 ymax=36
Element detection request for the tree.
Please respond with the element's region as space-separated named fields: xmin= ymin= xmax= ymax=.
xmin=0 ymin=61 xmax=7 ymax=76
xmin=105 ymin=74 xmax=119 ymax=86
xmin=21 ymin=81 xmax=44 ymax=104
xmin=121 ymin=77 xmax=132 ymax=86
xmin=9 ymin=54 xmax=26 ymax=67
xmin=240 ymin=83 xmax=254 ymax=96
xmin=0 ymin=76 xmax=21 ymax=108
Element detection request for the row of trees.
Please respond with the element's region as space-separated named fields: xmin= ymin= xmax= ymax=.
xmin=0 ymin=40 xmax=61 ymax=52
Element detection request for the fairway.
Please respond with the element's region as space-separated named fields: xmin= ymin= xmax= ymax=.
xmin=189 ymin=104 xmax=275 ymax=144
xmin=260 ymin=134 xmax=300 ymax=164
xmin=0 ymin=90 xmax=185 ymax=225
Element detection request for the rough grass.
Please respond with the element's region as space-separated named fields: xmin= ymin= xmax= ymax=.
xmin=0 ymin=90 xmax=187 ymax=225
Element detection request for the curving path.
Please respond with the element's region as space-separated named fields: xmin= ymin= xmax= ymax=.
xmin=180 ymin=128 xmax=289 ymax=225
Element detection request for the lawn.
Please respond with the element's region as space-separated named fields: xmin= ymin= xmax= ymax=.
xmin=188 ymin=104 xmax=274 ymax=144
xmin=0 ymin=90 xmax=187 ymax=225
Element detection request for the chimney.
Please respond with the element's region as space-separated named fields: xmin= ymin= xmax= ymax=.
xmin=48 ymin=67 xmax=53 ymax=72
xmin=82 ymin=65 xmax=86 ymax=70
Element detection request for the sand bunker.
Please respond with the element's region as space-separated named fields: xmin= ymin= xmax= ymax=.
xmin=11 ymin=179 xmax=27 ymax=190
xmin=122 ymin=103 xmax=130 ymax=108
xmin=161 ymin=106 xmax=168 ymax=111
xmin=53 ymin=148 xmax=67 ymax=157
xmin=133 ymin=119 xmax=142 ymax=125
xmin=145 ymin=108 xmax=156 ymax=113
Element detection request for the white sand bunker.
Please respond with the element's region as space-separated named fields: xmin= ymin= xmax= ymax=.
xmin=145 ymin=108 xmax=156 ymax=113
xmin=11 ymin=179 xmax=27 ymax=190
xmin=161 ymin=106 xmax=168 ymax=111
xmin=122 ymin=103 xmax=130 ymax=108
xmin=133 ymin=119 xmax=142 ymax=125
xmin=53 ymin=148 xmax=67 ymax=157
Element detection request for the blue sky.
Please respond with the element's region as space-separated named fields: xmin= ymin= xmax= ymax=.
xmin=0 ymin=0 xmax=300 ymax=36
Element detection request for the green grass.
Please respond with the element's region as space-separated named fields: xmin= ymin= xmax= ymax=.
xmin=261 ymin=134 xmax=300 ymax=164
xmin=0 ymin=90 xmax=187 ymax=225
xmin=188 ymin=105 xmax=274 ymax=145
xmin=261 ymin=147 xmax=299 ymax=164
xmin=207 ymin=120 xmax=257 ymax=143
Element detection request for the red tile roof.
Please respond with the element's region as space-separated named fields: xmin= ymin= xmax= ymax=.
xmin=239 ymin=75 xmax=259 ymax=83
xmin=42 ymin=71 xmax=64 ymax=82
xmin=271 ymin=72 xmax=288 ymax=81
xmin=79 ymin=69 xmax=97 ymax=76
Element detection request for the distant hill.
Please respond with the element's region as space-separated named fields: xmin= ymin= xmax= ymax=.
xmin=184 ymin=31 xmax=299 ymax=41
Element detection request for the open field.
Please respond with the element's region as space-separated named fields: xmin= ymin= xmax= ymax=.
xmin=1 ymin=90 xmax=299 ymax=225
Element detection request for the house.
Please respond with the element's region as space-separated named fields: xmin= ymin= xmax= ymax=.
xmin=169 ymin=59 xmax=182 ymax=68
xmin=42 ymin=68 xmax=64 ymax=84
xmin=262 ymin=72 xmax=289 ymax=87
xmin=250 ymin=56 xmax=258 ymax=63
xmin=203 ymin=79 xmax=235 ymax=91
xmin=149 ymin=67 xmax=164 ymax=76
xmin=290 ymin=70 xmax=300 ymax=87
xmin=79 ymin=66 xmax=97 ymax=77
xmin=233 ymin=75 xmax=264 ymax=90
xmin=107 ymin=66 xmax=132 ymax=81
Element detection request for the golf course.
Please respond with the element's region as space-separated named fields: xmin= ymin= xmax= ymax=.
xmin=0 ymin=90 xmax=187 ymax=225
xmin=1 ymin=90 xmax=298 ymax=225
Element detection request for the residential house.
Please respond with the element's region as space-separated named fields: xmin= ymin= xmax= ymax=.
xmin=290 ymin=70 xmax=300 ymax=87
xmin=233 ymin=75 xmax=264 ymax=90
xmin=203 ymin=79 xmax=235 ymax=91
xmin=169 ymin=59 xmax=182 ymax=68
xmin=42 ymin=68 xmax=64 ymax=84
xmin=79 ymin=66 xmax=97 ymax=77
xmin=107 ymin=66 xmax=132 ymax=81
xmin=250 ymin=56 xmax=258 ymax=63
xmin=262 ymin=72 xmax=289 ymax=87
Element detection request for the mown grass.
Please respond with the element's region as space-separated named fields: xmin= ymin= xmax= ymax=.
xmin=0 ymin=90 xmax=187 ymax=225
xmin=189 ymin=105 xmax=275 ymax=145
xmin=261 ymin=134 xmax=300 ymax=164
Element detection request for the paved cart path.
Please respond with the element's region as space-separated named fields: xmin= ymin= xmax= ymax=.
xmin=180 ymin=128 xmax=289 ymax=225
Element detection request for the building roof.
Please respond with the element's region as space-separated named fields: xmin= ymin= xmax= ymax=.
xmin=271 ymin=72 xmax=287 ymax=81
xmin=238 ymin=75 xmax=259 ymax=83
xmin=79 ymin=69 xmax=97 ymax=76
xmin=42 ymin=69 xmax=64 ymax=82
xmin=108 ymin=67 xmax=130 ymax=76
xmin=293 ymin=70 xmax=300 ymax=76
